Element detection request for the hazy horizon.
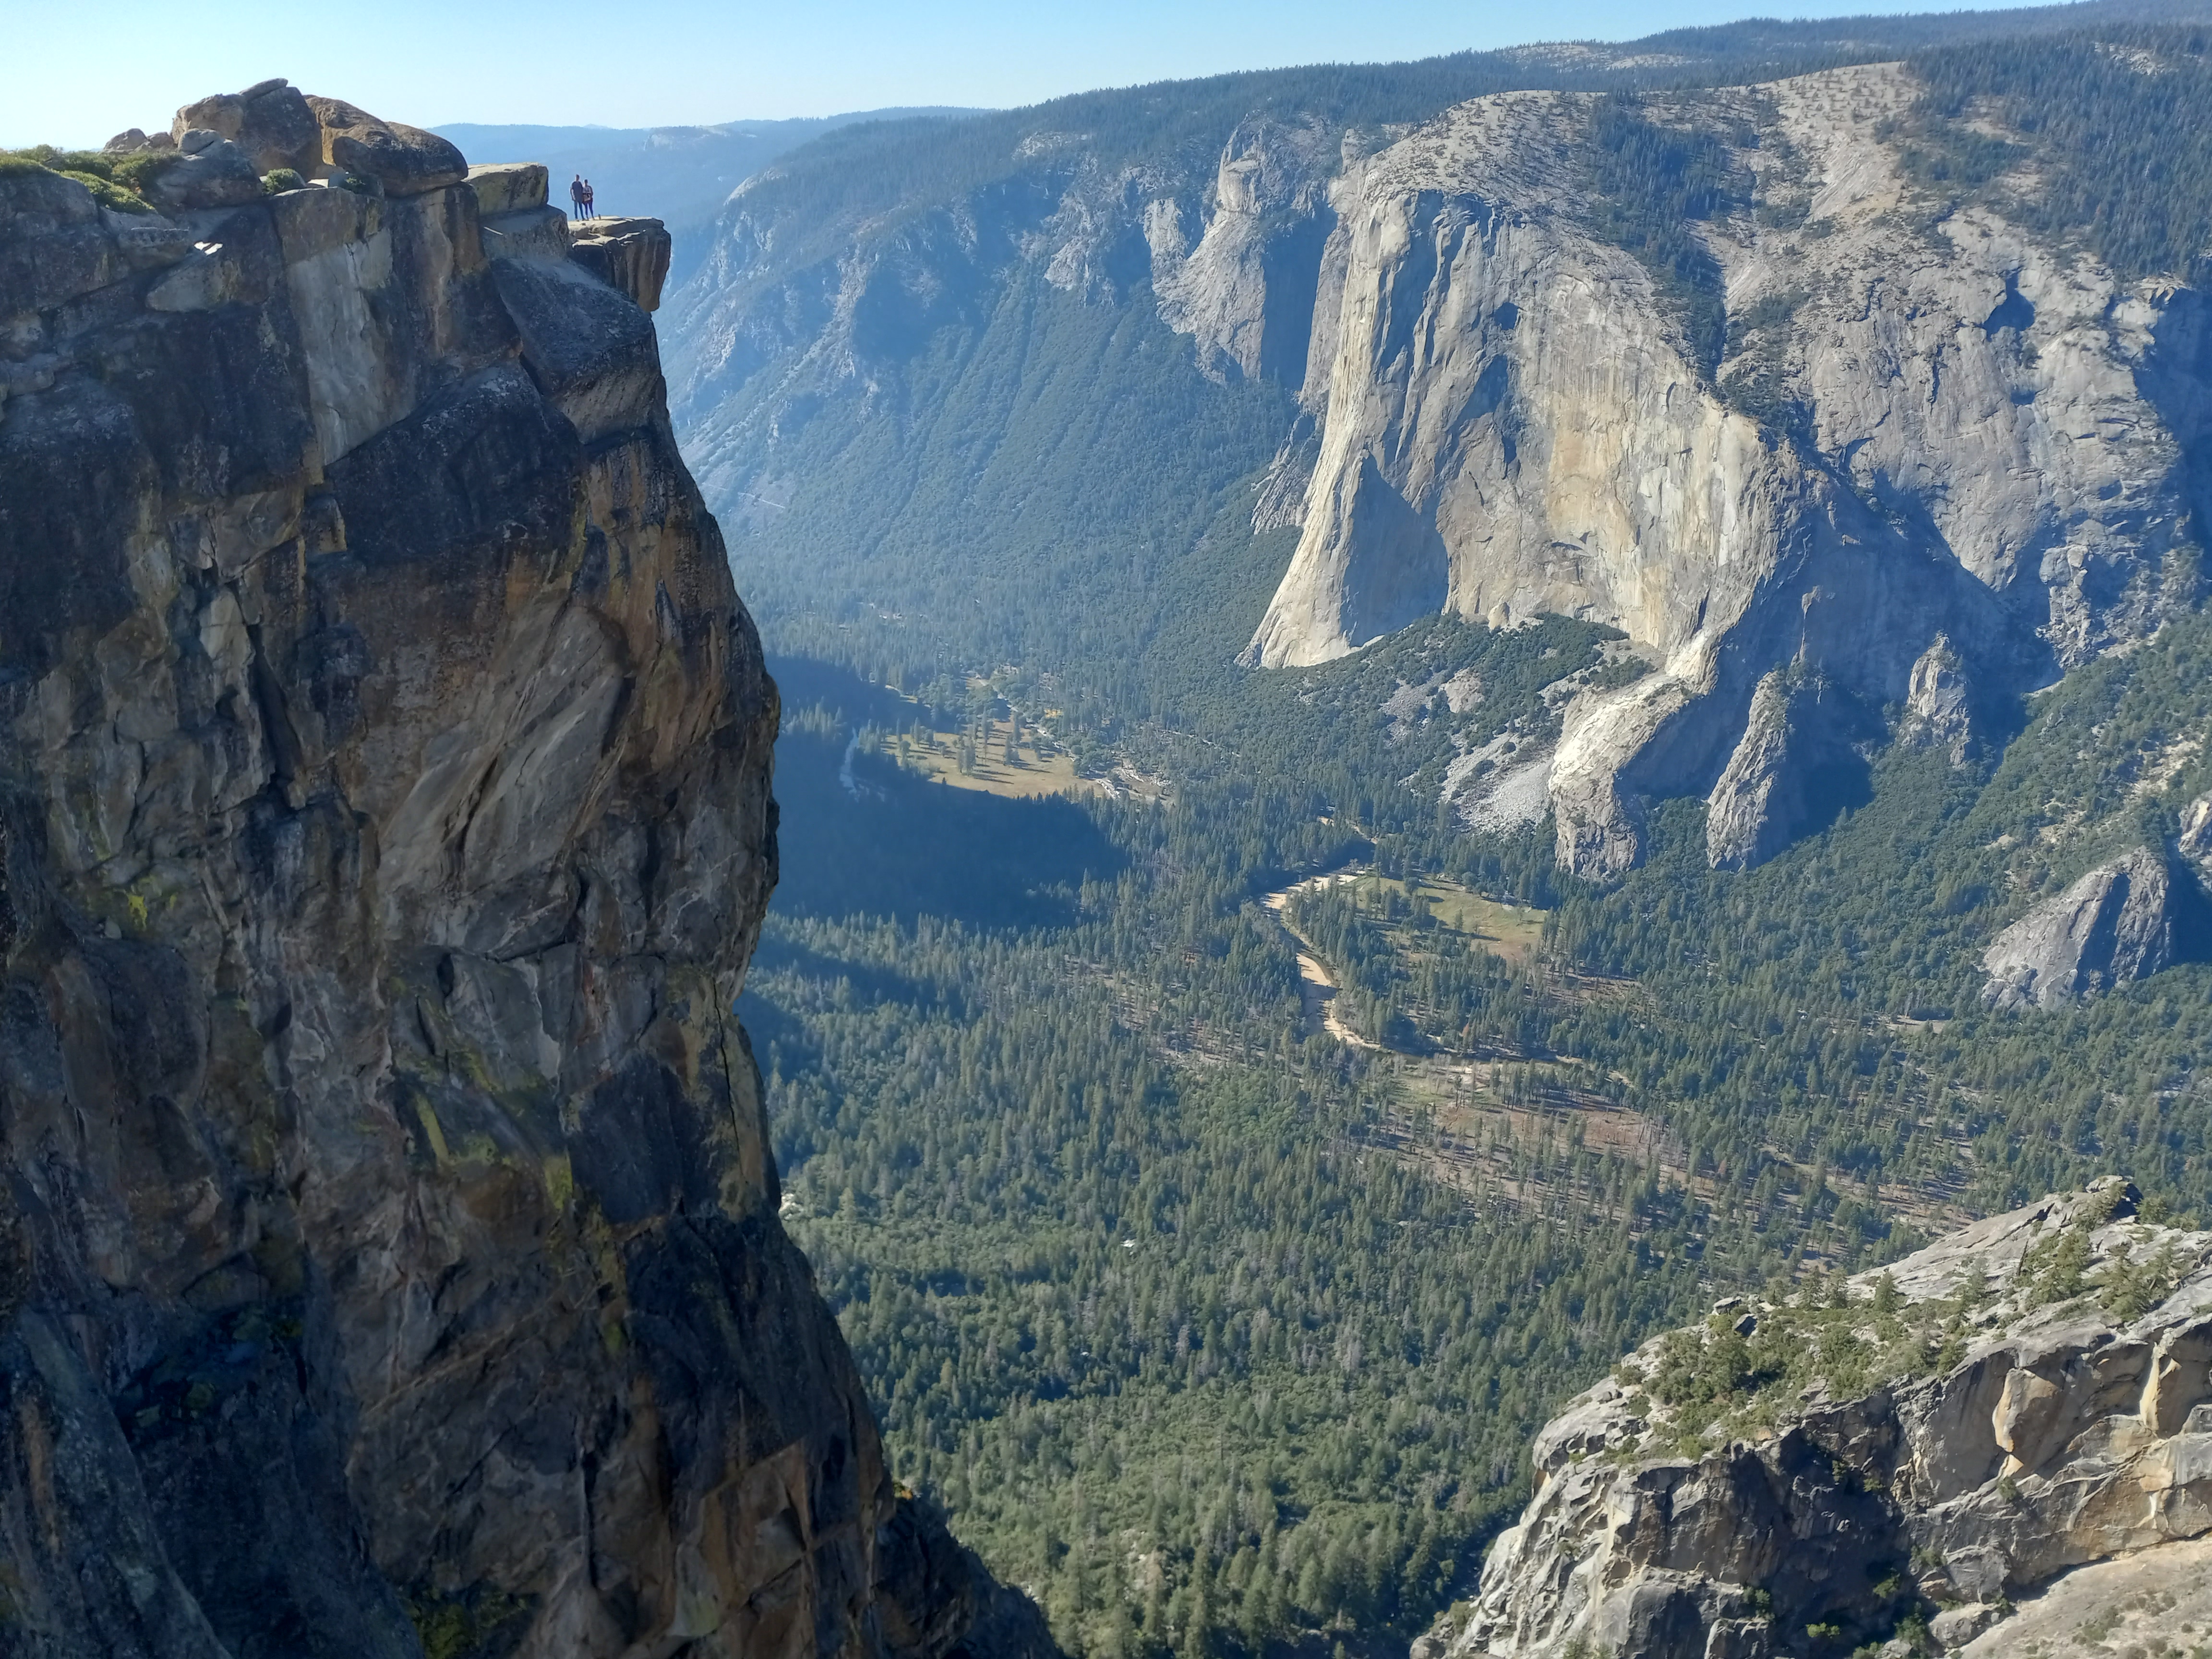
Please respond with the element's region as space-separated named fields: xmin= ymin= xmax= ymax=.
xmin=10 ymin=0 xmax=2082 ymax=150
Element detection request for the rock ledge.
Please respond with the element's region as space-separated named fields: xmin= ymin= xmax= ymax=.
xmin=1431 ymin=1180 xmax=2212 ymax=1659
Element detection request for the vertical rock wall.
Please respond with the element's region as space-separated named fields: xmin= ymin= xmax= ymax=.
xmin=0 ymin=88 xmax=988 ymax=1659
xmin=1244 ymin=69 xmax=2204 ymax=877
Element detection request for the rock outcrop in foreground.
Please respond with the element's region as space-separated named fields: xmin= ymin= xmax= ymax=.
xmin=1431 ymin=1180 xmax=2212 ymax=1659
xmin=0 ymin=84 xmax=1014 ymax=1659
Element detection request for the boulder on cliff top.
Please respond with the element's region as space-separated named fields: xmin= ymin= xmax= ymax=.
xmin=133 ymin=131 xmax=264 ymax=213
xmin=172 ymin=79 xmax=323 ymax=176
xmin=480 ymin=204 xmax=571 ymax=262
xmin=101 ymin=127 xmax=176 ymax=155
xmin=303 ymin=95 xmax=467 ymax=195
xmin=466 ymin=161 xmax=548 ymax=216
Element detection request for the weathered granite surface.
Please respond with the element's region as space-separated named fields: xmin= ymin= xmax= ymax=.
xmin=1950 ymin=1531 xmax=2212 ymax=1659
xmin=1244 ymin=66 xmax=2206 ymax=878
xmin=569 ymin=216 xmax=675 ymax=314
xmin=1982 ymin=848 xmax=2212 ymax=1009
xmin=1704 ymin=669 xmax=1875 ymax=873
xmin=1422 ymin=1181 xmax=2212 ymax=1659
xmin=0 ymin=85 xmax=1015 ymax=1659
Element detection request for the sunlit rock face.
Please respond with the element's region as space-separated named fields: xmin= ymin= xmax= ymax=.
xmin=1247 ymin=66 xmax=2204 ymax=876
xmin=1424 ymin=1181 xmax=2212 ymax=1659
xmin=1981 ymin=847 xmax=2212 ymax=1009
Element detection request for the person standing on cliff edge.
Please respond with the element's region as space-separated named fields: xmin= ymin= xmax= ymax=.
xmin=581 ymin=178 xmax=596 ymax=217
xmin=569 ymin=173 xmax=585 ymax=218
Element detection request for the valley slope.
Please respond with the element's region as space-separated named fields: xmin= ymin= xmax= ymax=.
xmin=642 ymin=11 xmax=2212 ymax=1659
xmin=662 ymin=0 xmax=2212 ymax=885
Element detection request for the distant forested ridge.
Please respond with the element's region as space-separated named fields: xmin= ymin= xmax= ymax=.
xmin=1898 ymin=24 xmax=2212 ymax=281
xmin=663 ymin=0 xmax=2212 ymax=718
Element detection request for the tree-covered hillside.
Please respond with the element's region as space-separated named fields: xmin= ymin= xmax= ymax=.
xmin=1897 ymin=24 xmax=2212 ymax=282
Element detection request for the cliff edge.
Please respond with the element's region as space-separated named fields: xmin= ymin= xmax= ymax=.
xmin=1429 ymin=1179 xmax=2212 ymax=1659
xmin=0 ymin=83 xmax=1016 ymax=1659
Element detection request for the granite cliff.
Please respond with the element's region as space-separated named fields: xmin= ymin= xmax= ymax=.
xmin=1423 ymin=1180 xmax=2212 ymax=1659
xmin=0 ymin=83 xmax=1022 ymax=1659
xmin=659 ymin=11 xmax=2212 ymax=893
xmin=1248 ymin=64 xmax=2206 ymax=880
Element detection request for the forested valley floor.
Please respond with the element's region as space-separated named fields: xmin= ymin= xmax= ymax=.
xmin=739 ymin=606 xmax=2212 ymax=1659
xmin=693 ymin=34 xmax=2212 ymax=1652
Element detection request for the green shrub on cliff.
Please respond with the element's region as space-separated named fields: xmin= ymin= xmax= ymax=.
xmin=108 ymin=149 xmax=177 ymax=196
xmin=9 ymin=144 xmax=116 ymax=176
xmin=0 ymin=146 xmax=161 ymax=212
xmin=60 ymin=168 xmax=153 ymax=213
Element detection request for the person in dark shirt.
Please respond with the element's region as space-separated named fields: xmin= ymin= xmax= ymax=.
xmin=569 ymin=174 xmax=585 ymax=219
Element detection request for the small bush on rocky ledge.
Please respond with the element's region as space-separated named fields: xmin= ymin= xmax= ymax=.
xmin=2018 ymin=1218 xmax=2094 ymax=1306
xmin=2099 ymin=1239 xmax=2183 ymax=1321
xmin=10 ymin=144 xmax=115 ymax=176
xmin=1600 ymin=1189 xmax=2212 ymax=1483
xmin=0 ymin=147 xmax=156 ymax=213
xmin=109 ymin=150 xmax=177 ymax=195
xmin=64 ymin=169 xmax=153 ymax=213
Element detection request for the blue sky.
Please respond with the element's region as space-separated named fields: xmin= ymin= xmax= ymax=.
xmin=13 ymin=0 xmax=2033 ymax=149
